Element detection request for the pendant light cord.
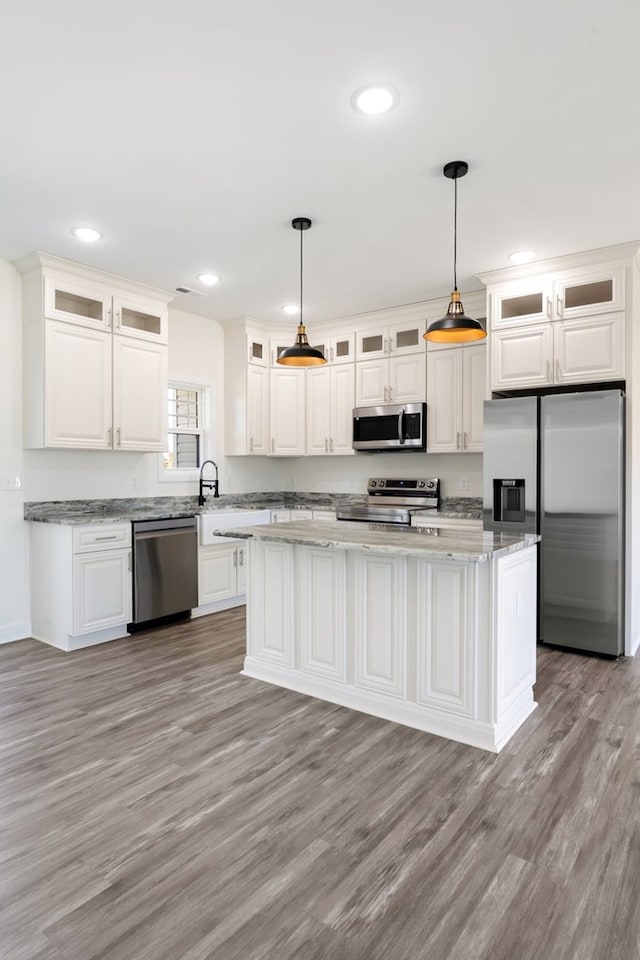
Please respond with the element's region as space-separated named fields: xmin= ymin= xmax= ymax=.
xmin=453 ymin=174 xmax=458 ymax=292
xmin=299 ymin=225 xmax=304 ymax=326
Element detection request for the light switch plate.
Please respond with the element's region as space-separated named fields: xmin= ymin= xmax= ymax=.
xmin=2 ymin=473 xmax=22 ymax=491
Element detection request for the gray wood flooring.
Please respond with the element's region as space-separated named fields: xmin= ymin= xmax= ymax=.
xmin=1 ymin=610 xmax=639 ymax=960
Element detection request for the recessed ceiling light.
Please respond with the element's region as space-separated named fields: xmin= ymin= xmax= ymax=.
xmin=508 ymin=250 xmax=536 ymax=265
xmin=197 ymin=273 xmax=220 ymax=286
xmin=351 ymin=84 xmax=398 ymax=115
xmin=71 ymin=226 xmax=102 ymax=243
xmin=282 ymin=304 xmax=299 ymax=315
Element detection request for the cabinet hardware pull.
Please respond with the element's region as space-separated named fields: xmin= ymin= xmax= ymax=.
xmin=456 ymin=432 xmax=461 ymax=450
xmin=249 ymin=436 xmax=254 ymax=452
xmin=128 ymin=552 xmax=132 ymax=571
xmin=546 ymin=360 xmax=551 ymax=381
xmin=324 ymin=438 xmax=328 ymax=452
xmin=556 ymin=293 xmax=563 ymax=317
xmin=389 ymin=386 xmax=393 ymax=400
xmin=464 ymin=432 xmax=468 ymax=449
xmin=95 ymin=535 xmax=118 ymax=540
xmin=383 ymin=386 xmax=388 ymax=402
xmin=239 ymin=550 xmax=244 ymax=566
xmin=107 ymin=308 xmax=112 ymax=330
xmin=107 ymin=427 xmax=112 ymax=447
xmin=233 ymin=552 xmax=237 ymax=566
xmin=546 ymin=297 xmax=552 ymax=320
xmin=330 ymin=438 xmax=334 ymax=453
xmin=115 ymin=309 xmax=121 ymax=329
xmin=271 ymin=438 xmax=274 ymax=453
xmin=116 ymin=428 xmax=121 ymax=447
xmin=384 ymin=337 xmax=388 ymax=353
xmin=556 ymin=359 xmax=561 ymax=380
xmin=330 ymin=346 xmax=334 ymax=362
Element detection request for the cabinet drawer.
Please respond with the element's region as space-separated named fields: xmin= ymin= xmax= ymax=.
xmin=73 ymin=523 xmax=132 ymax=553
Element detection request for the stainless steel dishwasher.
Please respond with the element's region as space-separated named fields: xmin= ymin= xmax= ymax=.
xmin=131 ymin=516 xmax=198 ymax=625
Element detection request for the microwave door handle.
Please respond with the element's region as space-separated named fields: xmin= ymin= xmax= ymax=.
xmin=398 ymin=409 xmax=405 ymax=444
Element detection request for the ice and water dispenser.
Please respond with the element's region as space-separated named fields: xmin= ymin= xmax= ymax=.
xmin=493 ymin=479 xmax=526 ymax=524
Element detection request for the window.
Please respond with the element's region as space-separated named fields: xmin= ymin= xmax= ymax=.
xmin=160 ymin=382 xmax=210 ymax=480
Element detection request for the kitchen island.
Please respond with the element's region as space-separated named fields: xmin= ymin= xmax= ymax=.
xmin=217 ymin=520 xmax=540 ymax=752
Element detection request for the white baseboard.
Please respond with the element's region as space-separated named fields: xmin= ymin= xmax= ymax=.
xmin=191 ymin=596 xmax=245 ymax=618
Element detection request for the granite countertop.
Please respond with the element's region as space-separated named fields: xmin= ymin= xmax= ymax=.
xmin=214 ymin=519 xmax=539 ymax=563
xmin=24 ymin=494 xmax=484 ymax=526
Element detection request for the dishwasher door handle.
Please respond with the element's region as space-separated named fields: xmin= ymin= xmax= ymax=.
xmin=133 ymin=527 xmax=196 ymax=542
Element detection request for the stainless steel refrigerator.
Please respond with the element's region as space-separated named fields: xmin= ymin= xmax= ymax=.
xmin=483 ymin=390 xmax=625 ymax=656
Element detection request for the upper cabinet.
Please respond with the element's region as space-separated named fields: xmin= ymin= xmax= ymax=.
xmin=18 ymin=253 xmax=173 ymax=450
xmin=427 ymin=344 xmax=487 ymax=453
xmin=480 ymin=256 xmax=628 ymax=392
xmin=355 ymin=319 xmax=425 ymax=361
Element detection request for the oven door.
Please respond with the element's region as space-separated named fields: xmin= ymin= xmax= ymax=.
xmin=352 ymin=403 xmax=426 ymax=451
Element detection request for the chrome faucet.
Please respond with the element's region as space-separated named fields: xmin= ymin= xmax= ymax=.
xmin=198 ymin=459 xmax=219 ymax=505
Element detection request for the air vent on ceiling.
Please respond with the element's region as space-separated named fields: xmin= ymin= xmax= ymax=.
xmin=174 ymin=285 xmax=204 ymax=296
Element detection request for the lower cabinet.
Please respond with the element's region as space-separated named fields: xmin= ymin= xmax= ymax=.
xmin=351 ymin=552 xmax=407 ymax=698
xmin=198 ymin=543 xmax=247 ymax=605
xmin=29 ymin=522 xmax=132 ymax=651
xmin=246 ymin=540 xmax=295 ymax=666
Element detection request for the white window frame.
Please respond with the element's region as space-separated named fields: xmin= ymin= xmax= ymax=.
xmin=158 ymin=379 xmax=213 ymax=483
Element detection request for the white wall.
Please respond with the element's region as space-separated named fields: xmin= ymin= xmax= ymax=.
xmin=0 ymin=260 xmax=30 ymax=641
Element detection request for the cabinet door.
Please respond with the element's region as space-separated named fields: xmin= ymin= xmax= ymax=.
xmin=247 ymin=541 xmax=295 ymax=666
xmin=389 ymin=353 xmax=426 ymax=404
xmin=112 ymin=293 xmax=168 ymax=344
xmin=415 ymin=560 xmax=474 ymax=717
xmin=44 ymin=321 xmax=112 ymax=448
xmin=199 ymin=544 xmax=238 ymax=604
xmin=554 ymin=312 xmax=625 ymax=385
xmin=113 ymin=336 xmax=168 ymax=451
xmin=331 ymin=363 xmax=355 ymax=455
xmin=270 ymin=510 xmax=291 ymax=523
xmin=44 ymin=275 xmax=111 ymax=331
xmin=426 ymin=348 xmax=461 ymax=453
xmin=356 ymin=328 xmax=387 ymax=361
xmin=297 ymin=547 xmax=347 ymax=682
xmin=247 ymin=332 xmax=268 ymax=366
xmin=247 ymin=364 xmax=269 ymax=454
xmin=389 ymin=320 xmax=425 ymax=356
xmin=355 ymin=358 xmax=387 ymax=406
xmin=270 ymin=368 xmax=306 ymax=455
xmin=554 ymin=265 xmax=624 ymax=320
xmin=306 ymin=365 xmax=332 ymax=455
xmin=330 ymin=333 xmax=355 ymax=364
xmin=491 ymin=324 xmax=553 ymax=390
xmin=73 ymin=549 xmax=131 ymax=634
xmin=462 ymin=344 xmax=487 ymax=452
xmin=352 ymin=553 xmax=407 ymax=698
xmin=490 ymin=278 xmax=554 ymax=329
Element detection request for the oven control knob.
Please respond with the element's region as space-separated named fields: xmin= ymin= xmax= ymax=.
xmin=418 ymin=480 xmax=426 ymax=489
xmin=378 ymin=480 xmax=385 ymax=487
xmin=427 ymin=480 xmax=435 ymax=488
xmin=370 ymin=480 xmax=377 ymax=487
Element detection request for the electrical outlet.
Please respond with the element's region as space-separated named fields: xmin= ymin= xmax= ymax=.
xmin=131 ymin=477 xmax=139 ymax=492
xmin=1 ymin=473 xmax=21 ymax=491
xmin=459 ymin=475 xmax=469 ymax=491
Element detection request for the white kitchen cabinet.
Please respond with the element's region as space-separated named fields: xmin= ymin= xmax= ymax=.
xmin=312 ymin=332 xmax=355 ymax=365
xmin=356 ymin=320 xmax=425 ymax=360
xmin=246 ymin=540 xmax=295 ymax=667
xmin=306 ymin=363 xmax=355 ymax=455
xmin=269 ymin=367 xmax=306 ymax=455
xmin=112 ymin=335 xmax=168 ymax=450
xmin=30 ymin=521 xmax=132 ymax=651
xmin=42 ymin=267 xmax=168 ymax=343
xmin=355 ymin=354 xmax=426 ymax=406
xmin=415 ymin=560 xmax=474 ymax=716
xmin=224 ymin=323 xmax=269 ymax=456
xmin=427 ymin=343 xmax=487 ymax=453
xmin=296 ymin=547 xmax=347 ymax=682
xmin=19 ymin=253 xmax=171 ymax=451
xmin=491 ymin=313 xmax=624 ymax=391
xmin=489 ymin=263 xmax=624 ymax=330
xmin=352 ymin=552 xmax=407 ymax=698
xmin=247 ymin=331 xmax=268 ymax=366
xmin=312 ymin=509 xmax=336 ymax=521
xmin=199 ymin=543 xmax=247 ymax=604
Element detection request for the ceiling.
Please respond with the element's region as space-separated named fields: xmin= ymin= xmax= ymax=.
xmin=1 ymin=0 xmax=639 ymax=328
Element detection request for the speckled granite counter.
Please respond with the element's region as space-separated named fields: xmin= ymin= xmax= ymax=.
xmin=216 ymin=519 xmax=538 ymax=562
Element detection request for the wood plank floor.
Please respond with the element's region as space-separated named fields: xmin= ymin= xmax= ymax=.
xmin=1 ymin=610 xmax=640 ymax=960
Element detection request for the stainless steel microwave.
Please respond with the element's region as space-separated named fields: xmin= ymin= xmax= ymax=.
xmin=352 ymin=402 xmax=427 ymax=452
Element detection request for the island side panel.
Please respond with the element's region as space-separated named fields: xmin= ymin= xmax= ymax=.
xmin=492 ymin=545 xmax=538 ymax=750
xmin=296 ymin=546 xmax=348 ymax=683
xmin=246 ymin=539 xmax=295 ymax=667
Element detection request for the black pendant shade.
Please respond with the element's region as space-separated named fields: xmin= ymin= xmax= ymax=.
xmin=424 ymin=161 xmax=487 ymax=344
xmin=277 ymin=217 xmax=327 ymax=366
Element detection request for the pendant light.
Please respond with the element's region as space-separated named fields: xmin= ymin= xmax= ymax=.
xmin=424 ymin=161 xmax=487 ymax=343
xmin=277 ymin=217 xmax=327 ymax=366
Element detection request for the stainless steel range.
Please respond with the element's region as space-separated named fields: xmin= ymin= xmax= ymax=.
xmin=337 ymin=477 xmax=440 ymax=525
